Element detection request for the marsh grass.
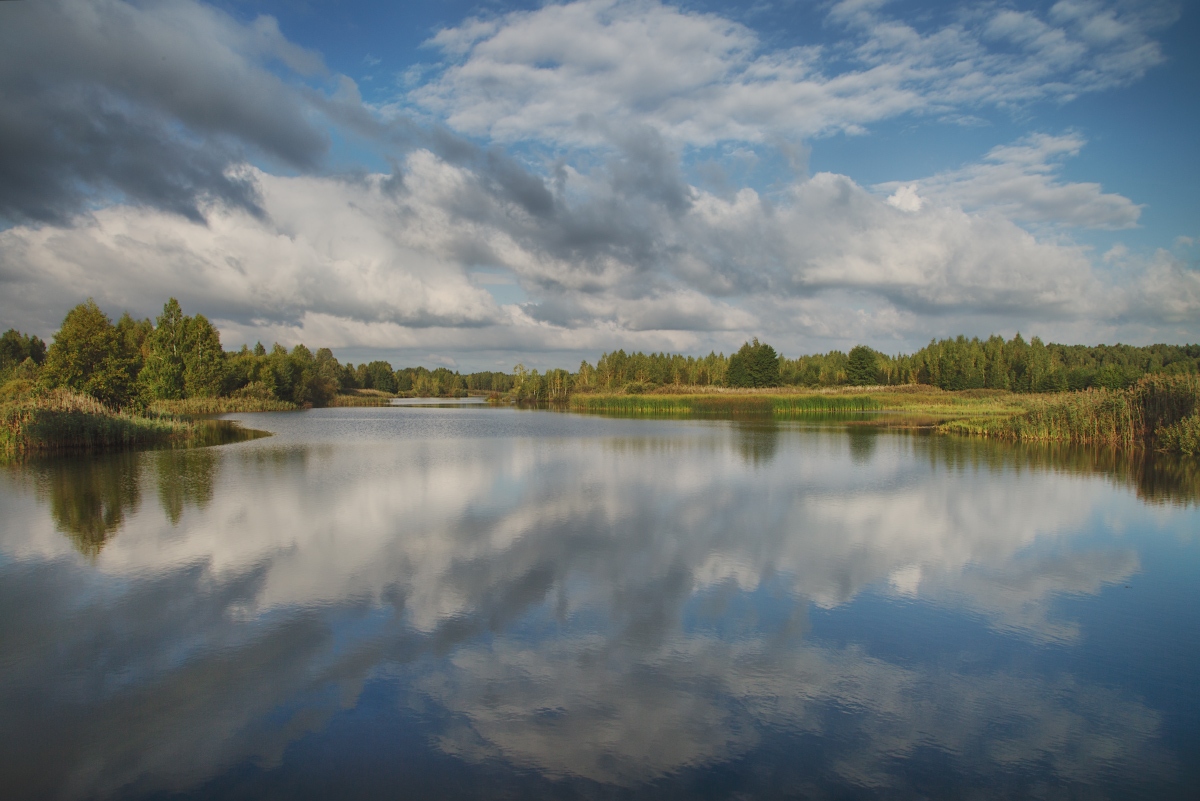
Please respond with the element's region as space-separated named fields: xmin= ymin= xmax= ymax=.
xmin=570 ymin=393 xmax=884 ymax=416
xmin=148 ymin=397 xmax=297 ymax=414
xmin=329 ymin=391 xmax=395 ymax=407
xmin=2 ymin=389 xmax=266 ymax=458
xmin=573 ymin=378 xmax=1200 ymax=456
xmin=569 ymin=386 xmax=1023 ymax=419
xmin=941 ymin=374 xmax=1200 ymax=453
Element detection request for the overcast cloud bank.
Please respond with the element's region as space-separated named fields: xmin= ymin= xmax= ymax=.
xmin=0 ymin=0 xmax=1194 ymax=368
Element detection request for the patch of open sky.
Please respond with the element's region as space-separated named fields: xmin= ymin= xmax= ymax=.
xmin=1026 ymin=8 xmax=1200 ymax=252
xmin=807 ymin=115 xmax=1026 ymax=190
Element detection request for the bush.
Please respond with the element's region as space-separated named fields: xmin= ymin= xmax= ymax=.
xmin=1156 ymin=415 xmax=1200 ymax=455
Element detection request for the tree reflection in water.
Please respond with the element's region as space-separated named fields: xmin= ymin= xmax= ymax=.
xmin=155 ymin=449 xmax=217 ymax=525
xmin=35 ymin=447 xmax=220 ymax=555
xmin=39 ymin=452 xmax=141 ymax=558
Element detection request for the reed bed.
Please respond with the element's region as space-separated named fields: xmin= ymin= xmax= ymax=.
xmin=941 ymin=374 xmax=1200 ymax=452
xmin=942 ymin=389 xmax=1142 ymax=447
xmin=147 ymin=397 xmax=297 ymax=415
xmin=570 ymin=393 xmax=883 ymax=416
xmin=328 ymin=393 xmax=394 ymax=407
xmin=2 ymin=390 xmax=271 ymax=457
xmin=2 ymin=390 xmax=193 ymax=456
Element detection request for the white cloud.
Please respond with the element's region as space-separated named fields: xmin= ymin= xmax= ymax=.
xmin=5 ymin=143 xmax=1195 ymax=361
xmin=875 ymin=132 xmax=1142 ymax=229
xmin=411 ymin=0 xmax=1175 ymax=148
xmin=0 ymin=0 xmax=333 ymax=222
xmin=885 ymin=183 xmax=923 ymax=212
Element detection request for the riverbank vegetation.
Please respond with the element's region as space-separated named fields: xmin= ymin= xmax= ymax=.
xmin=941 ymin=374 xmax=1200 ymax=453
xmin=4 ymin=298 xmax=1198 ymax=455
xmin=0 ymin=387 xmax=261 ymax=458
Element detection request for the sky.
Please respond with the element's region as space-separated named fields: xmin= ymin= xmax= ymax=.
xmin=0 ymin=0 xmax=1197 ymax=371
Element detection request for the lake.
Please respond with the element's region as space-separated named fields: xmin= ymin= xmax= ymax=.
xmin=2 ymin=406 xmax=1198 ymax=799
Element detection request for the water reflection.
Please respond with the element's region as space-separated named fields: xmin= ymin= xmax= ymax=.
xmin=916 ymin=434 xmax=1200 ymax=507
xmin=39 ymin=451 xmax=142 ymax=557
xmin=155 ymin=449 xmax=218 ymax=525
xmin=23 ymin=448 xmax=223 ymax=557
xmin=0 ymin=410 xmax=1195 ymax=799
xmin=734 ymin=421 xmax=780 ymax=465
xmin=845 ymin=424 xmax=879 ymax=464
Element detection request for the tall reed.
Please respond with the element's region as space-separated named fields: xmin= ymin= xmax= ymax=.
xmin=2 ymin=390 xmax=187 ymax=456
xmin=943 ymin=374 xmax=1200 ymax=451
xmin=147 ymin=397 xmax=297 ymax=415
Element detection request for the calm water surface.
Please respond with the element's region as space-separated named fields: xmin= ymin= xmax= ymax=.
xmin=2 ymin=407 xmax=1198 ymax=799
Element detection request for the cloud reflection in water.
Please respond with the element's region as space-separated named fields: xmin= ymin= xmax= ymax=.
xmin=0 ymin=411 xmax=1189 ymax=797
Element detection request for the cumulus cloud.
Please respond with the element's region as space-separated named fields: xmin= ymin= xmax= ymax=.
xmin=875 ymin=133 xmax=1142 ymax=229
xmin=0 ymin=0 xmax=330 ymax=223
xmin=0 ymin=0 xmax=1191 ymax=361
xmin=412 ymin=0 xmax=1176 ymax=147
xmin=0 ymin=162 xmax=504 ymax=334
xmin=2 ymin=146 xmax=1132 ymax=352
xmin=6 ymin=142 xmax=1194 ymax=359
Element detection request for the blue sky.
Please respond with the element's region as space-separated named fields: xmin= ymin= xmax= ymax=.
xmin=0 ymin=0 xmax=1196 ymax=370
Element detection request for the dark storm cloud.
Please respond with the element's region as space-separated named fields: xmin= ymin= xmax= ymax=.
xmin=0 ymin=0 xmax=329 ymax=224
xmin=412 ymin=122 xmax=697 ymax=298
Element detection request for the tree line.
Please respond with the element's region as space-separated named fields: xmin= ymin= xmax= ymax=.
xmin=3 ymin=298 xmax=1197 ymax=409
xmin=0 ymin=299 xmax=510 ymax=408
xmin=575 ymin=335 xmax=1199 ymax=392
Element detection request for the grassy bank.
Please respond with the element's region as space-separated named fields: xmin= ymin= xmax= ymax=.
xmin=2 ymin=389 xmax=265 ymax=458
xmin=572 ymin=392 xmax=881 ymax=416
xmin=571 ymin=376 xmax=1200 ymax=455
xmin=569 ymin=385 xmax=1024 ymax=418
xmin=940 ymin=374 xmax=1199 ymax=453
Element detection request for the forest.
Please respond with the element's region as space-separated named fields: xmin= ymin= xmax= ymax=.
xmin=578 ymin=337 xmax=1200 ymax=393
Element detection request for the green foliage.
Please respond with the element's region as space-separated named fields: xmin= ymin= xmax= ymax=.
xmin=183 ymin=314 xmax=226 ymax=398
xmin=139 ymin=298 xmax=187 ymax=400
xmin=139 ymin=299 xmax=226 ymax=400
xmin=591 ymin=349 xmax=728 ymax=390
xmin=726 ymin=338 xmax=780 ymax=388
xmin=0 ymin=329 xmax=47 ymax=383
xmin=361 ymin=360 xmax=398 ymax=393
xmin=846 ymin=345 xmax=880 ymax=386
xmin=2 ymin=389 xmax=185 ymax=456
xmin=1156 ymin=415 xmax=1200 ymax=455
xmin=40 ymin=300 xmax=139 ymax=408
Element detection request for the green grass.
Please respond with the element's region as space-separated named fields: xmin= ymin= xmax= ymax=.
xmin=571 ymin=392 xmax=883 ymax=416
xmin=2 ymin=389 xmax=266 ymax=458
xmin=569 ymin=386 xmax=1026 ymax=419
xmin=572 ymin=377 xmax=1200 ymax=456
